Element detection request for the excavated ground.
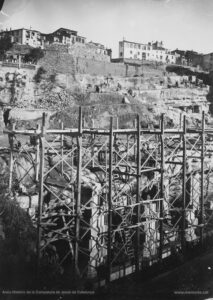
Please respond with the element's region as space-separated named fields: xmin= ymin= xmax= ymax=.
xmin=2 ymin=249 xmax=213 ymax=300
xmin=0 ymin=59 xmax=213 ymax=298
xmin=104 ymin=249 xmax=213 ymax=300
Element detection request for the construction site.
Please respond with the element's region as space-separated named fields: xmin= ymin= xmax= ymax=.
xmin=1 ymin=102 xmax=213 ymax=288
xmin=0 ymin=40 xmax=213 ymax=297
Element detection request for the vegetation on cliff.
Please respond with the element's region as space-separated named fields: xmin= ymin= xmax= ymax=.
xmin=0 ymin=35 xmax=12 ymax=59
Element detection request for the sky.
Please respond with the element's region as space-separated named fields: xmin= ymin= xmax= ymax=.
xmin=0 ymin=0 xmax=213 ymax=57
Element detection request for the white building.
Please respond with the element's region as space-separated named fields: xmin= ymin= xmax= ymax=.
xmin=0 ymin=28 xmax=43 ymax=48
xmin=119 ymin=40 xmax=176 ymax=64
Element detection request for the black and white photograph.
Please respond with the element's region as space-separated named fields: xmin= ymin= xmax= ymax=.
xmin=0 ymin=0 xmax=213 ymax=299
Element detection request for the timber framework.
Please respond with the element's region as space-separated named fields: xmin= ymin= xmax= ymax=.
xmin=3 ymin=108 xmax=213 ymax=287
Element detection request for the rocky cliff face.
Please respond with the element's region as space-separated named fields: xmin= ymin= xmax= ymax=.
xmin=0 ymin=67 xmax=35 ymax=106
xmin=0 ymin=53 xmax=211 ymax=135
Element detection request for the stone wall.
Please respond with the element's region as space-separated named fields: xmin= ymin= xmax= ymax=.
xmin=41 ymin=44 xmax=165 ymax=78
xmin=40 ymin=49 xmax=76 ymax=76
xmin=68 ymin=43 xmax=110 ymax=62
xmin=0 ymin=67 xmax=36 ymax=106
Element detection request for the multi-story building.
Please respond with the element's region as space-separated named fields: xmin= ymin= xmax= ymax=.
xmin=0 ymin=28 xmax=43 ymax=48
xmin=118 ymin=40 xmax=176 ymax=64
xmin=88 ymin=41 xmax=109 ymax=55
xmin=42 ymin=27 xmax=86 ymax=46
xmin=171 ymin=49 xmax=204 ymax=68
xmin=171 ymin=50 xmax=188 ymax=65
xmin=0 ymin=27 xmax=86 ymax=48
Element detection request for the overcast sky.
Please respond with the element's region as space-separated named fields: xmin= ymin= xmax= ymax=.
xmin=0 ymin=0 xmax=212 ymax=57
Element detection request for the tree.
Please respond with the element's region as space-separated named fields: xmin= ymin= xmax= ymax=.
xmin=24 ymin=47 xmax=44 ymax=64
xmin=0 ymin=35 xmax=12 ymax=59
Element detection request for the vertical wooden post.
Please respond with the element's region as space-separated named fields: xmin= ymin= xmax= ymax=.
xmin=200 ymin=111 xmax=205 ymax=246
xmin=134 ymin=119 xmax=137 ymax=160
xmin=136 ymin=114 xmax=141 ymax=272
xmin=107 ymin=116 xmax=113 ymax=283
xmin=179 ymin=113 xmax=182 ymax=130
xmin=75 ymin=106 xmax=82 ymax=275
xmin=8 ymin=124 xmax=15 ymax=192
xmin=114 ymin=132 xmax=117 ymax=165
xmin=37 ymin=113 xmax=46 ymax=280
xmin=181 ymin=115 xmax=187 ymax=253
xmin=92 ymin=119 xmax=95 ymax=168
xmin=126 ymin=134 xmax=129 ymax=163
xmin=35 ymin=124 xmax=40 ymax=182
xmin=61 ymin=122 xmax=64 ymax=175
xmin=159 ymin=114 xmax=165 ymax=260
xmin=116 ymin=117 xmax=119 ymax=130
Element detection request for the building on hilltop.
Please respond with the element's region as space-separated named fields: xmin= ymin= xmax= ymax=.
xmin=88 ymin=41 xmax=109 ymax=55
xmin=151 ymin=41 xmax=164 ymax=50
xmin=202 ymin=52 xmax=213 ymax=71
xmin=171 ymin=49 xmax=188 ymax=65
xmin=0 ymin=27 xmax=111 ymax=62
xmin=0 ymin=28 xmax=43 ymax=48
xmin=118 ymin=39 xmax=176 ymax=64
xmin=172 ymin=49 xmax=204 ymax=68
xmin=42 ymin=27 xmax=86 ymax=46
xmin=0 ymin=27 xmax=86 ymax=49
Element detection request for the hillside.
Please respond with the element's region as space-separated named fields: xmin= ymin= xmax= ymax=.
xmin=0 ymin=47 xmax=212 ymax=134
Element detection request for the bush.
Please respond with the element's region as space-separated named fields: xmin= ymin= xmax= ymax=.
xmin=0 ymin=35 xmax=12 ymax=60
xmin=33 ymin=67 xmax=46 ymax=83
xmin=24 ymin=47 xmax=44 ymax=64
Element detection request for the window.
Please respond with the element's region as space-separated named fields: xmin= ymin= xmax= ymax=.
xmin=120 ymin=52 xmax=123 ymax=57
xmin=130 ymin=50 xmax=132 ymax=54
xmin=194 ymin=106 xmax=199 ymax=113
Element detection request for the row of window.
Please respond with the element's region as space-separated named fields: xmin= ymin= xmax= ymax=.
xmin=122 ymin=42 xmax=172 ymax=55
xmin=127 ymin=50 xmax=174 ymax=59
xmin=120 ymin=51 xmax=174 ymax=60
xmin=123 ymin=42 xmax=151 ymax=50
xmin=76 ymin=37 xmax=85 ymax=43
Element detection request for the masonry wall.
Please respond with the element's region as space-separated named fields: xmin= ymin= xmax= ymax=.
xmin=40 ymin=47 xmax=76 ymax=76
xmin=68 ymin=43 xmax=110 ymax=62
xmin=41 ymin=44 xmax=165 ymax=78
xmin=75 ymin=58 xmax=166 ymax=77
